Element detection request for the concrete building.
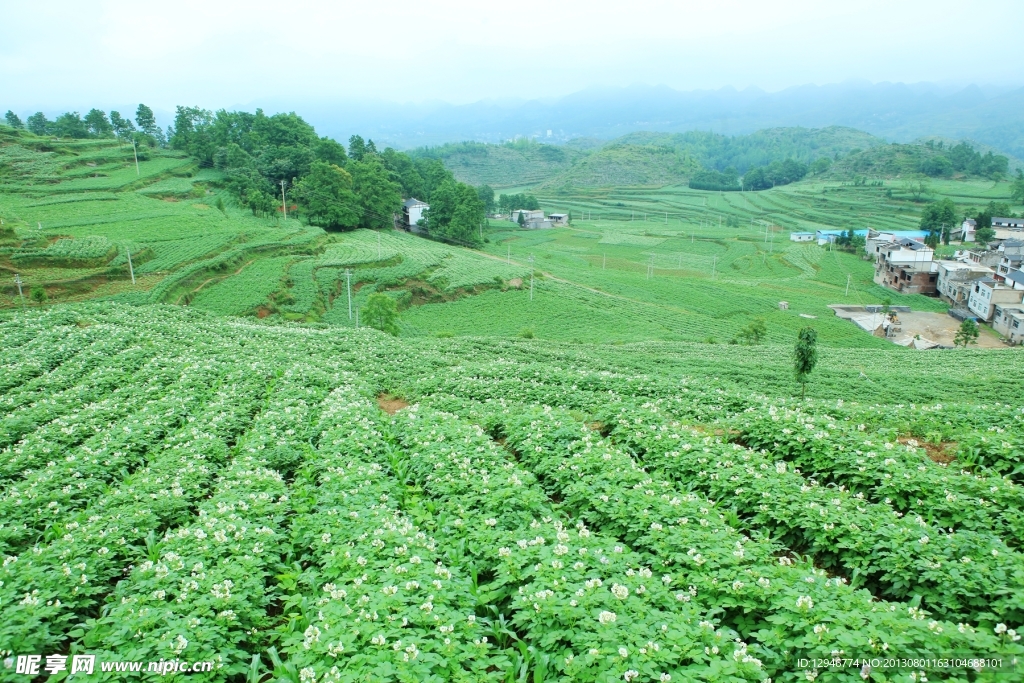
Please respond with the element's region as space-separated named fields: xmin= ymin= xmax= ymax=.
xmin=967 ymin=278 xmax=1024 ymax=322
xmin=997 ymin=253 xmax=1023 ymax=279
xmin=957 ymin=218 xmax=976 ymax=242
xmin=993 ymin=304 xmax=1024 ymax=341
xmin=874 ymin=238 xmax=937 ymax=294
xmin=790 ymin=232 xmax=814 ymax=242
xmin=935 ymin=260 xmax=994 ymax=306
xmin=992 ymin=217 xmax=1024 ymax=230
xmin=1006 ymin=269 xmax=1024 ymax=292
xmin=403 ymin=198 xmax=429 ymax=232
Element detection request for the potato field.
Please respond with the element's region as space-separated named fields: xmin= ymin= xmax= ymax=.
xmin=1 ymin=304 xmax=1022 ymax=681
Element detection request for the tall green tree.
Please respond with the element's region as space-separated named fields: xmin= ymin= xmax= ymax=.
xmin=348 ymin=135 xmax=367 ymax=161
xmin=477 ymin=184 xmax=495 ymax=213
xmin=135 ymin=104 xmax=159 ymax=136
xmin=1010 ymin=169 xmax=1024 ymax=206
xmin=52 ymin=112 xmax=89 ymax=138
xmin=954 ymin=319 xmax=979 ymax=348
xmin=26 ymin=112 xmax=50 ymax=135
xmin=349 ymin=155 xmax=402 ymax=229
xmin=83 ymin=109 xmax=113 ymax=137
xmin=793 ymin=327 xmax=818 ymax=398
xmin=293 ymin=161 xmax=360 ymax=230
xmin=425 ymin=178 xmax=485 ymax=246
xmin=109 ymin=111 xmax=135 ymax=144
xmin=4 ymin=111 xmax=24 ymax=129
xmin=360 ymin=293 xmax=399 ymax=335
xmin=974 ymin=209 xmax=995 ymax=246
xmin=920 ymin=198 xmax=956 ymax=247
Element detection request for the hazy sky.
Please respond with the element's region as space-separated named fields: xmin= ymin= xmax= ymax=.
xmin=2 ymin=0 xmax=1022 ymax=113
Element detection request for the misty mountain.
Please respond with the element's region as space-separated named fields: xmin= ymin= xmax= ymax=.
xmin=246 ymin=81 xmax=1024 ymax=159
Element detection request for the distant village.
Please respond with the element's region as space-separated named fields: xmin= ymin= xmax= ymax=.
xmin=799 ymin=218 xmax=1024 ymax=346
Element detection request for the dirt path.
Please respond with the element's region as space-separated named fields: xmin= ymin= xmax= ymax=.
xmin=473 ymin=248 xmax=697 ymax=316
xmin=175 ymin=259 xmax=257 ymax=305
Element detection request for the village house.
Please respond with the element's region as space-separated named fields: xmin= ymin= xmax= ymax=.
xmin=1006 ymin=269 xmax=1024 ymax=292
xmin=934 ymin=260 xmax=994 ymax=306
xmin=403 ymin=198 xmax=429 ymax=233
xmin=864 ymin=229 xmax=927 ymax=261
xmin=993 ymin=304 xmax=1024 ymax=343
xmin=996 ymin=252 xmax=1023 ymax=279
xmin=992 ymin=217 xmax=1024 ymax=230
xmin=967 ymin=277 xmax=1024 ymax=322
xmin=873 ymin=238 xmax=937 ymax=294
xmin=548 ymin=213 xmax=569 ymax=226
xmin=790 ymin=232 xmax=814 ymax=242
xmin=957 ymin=218 xmax=977 ymax=242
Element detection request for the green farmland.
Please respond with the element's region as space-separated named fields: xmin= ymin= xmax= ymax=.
xmin=2 ymin=119 xmax=1024 ymax=681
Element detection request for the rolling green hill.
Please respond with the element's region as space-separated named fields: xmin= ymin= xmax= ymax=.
xmin=409 ymin=139 xmax=584 ymax=187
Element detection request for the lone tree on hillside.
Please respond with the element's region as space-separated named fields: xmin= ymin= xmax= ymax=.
xmin=793 ymin=326 xmax=818 ymax=398
xmin=738 ymin=318 xmax=767 ymax=345
xmin=953 ymin=319 xmax=980 ymax=348
xmin=5 ymin=111 xmax=24 ymax=129
xmin=361 ymin=293 xmax=399 ymax=336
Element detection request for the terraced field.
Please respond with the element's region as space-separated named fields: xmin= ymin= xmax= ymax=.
xmin=1 ymin=303 xmax=1022 ymax=681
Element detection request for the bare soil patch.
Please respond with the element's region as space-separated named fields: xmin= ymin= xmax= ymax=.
xmin=377 ymin=394 xmax=410 ymax=415
xmin=899 ymin=436 xmax=957 ymax=464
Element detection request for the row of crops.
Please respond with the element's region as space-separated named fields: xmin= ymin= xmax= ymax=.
xmin=1 ymin=303 xmax=1022 ymax=681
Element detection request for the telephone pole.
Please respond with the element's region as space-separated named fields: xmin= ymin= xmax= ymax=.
xmin=528 ymin=254 xmax=536 ymax=301
xmin=131 ymin=138 xmax=140 ymax=176
xmin=345 ymin=269 xmax=352 ymax=321
xmin=711 ymin=256 xmax=717 ymax=279
xmin=845 ymin=273 xmax=851 ymax=296
xmin=14 ymin=273 xmax=24 ymax=306
xmin=507 ymin=246 xmax=510 ymax=264
xmin=126 ymin=249 xmax=135 ymax=285
xmin=280 ymin=180 xmax=287 ymax=220
xmin=377 ymin=231 xmax=381 ymax=259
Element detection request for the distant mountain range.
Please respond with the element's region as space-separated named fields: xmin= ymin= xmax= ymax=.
xmin=246 ymin=81 xmax=1024 ymax=159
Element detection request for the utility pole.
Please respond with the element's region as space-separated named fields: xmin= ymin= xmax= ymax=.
xmin=845 ymin=273 xmax=851 ymax=296
xmin=712 ymin=256 xmax=717 ymax=279
xmin=377 ymin=231 xmax=381 ymax=259
xmin=602 ymin=253 xmax=606 ymax=269
xmin=345 ymin=269 xmax=352 ymax=321
xmin=126 ymin=248 xmax=135 ymax=285
xmin=507 ymin=246 xmax=510 ymax=264
xmin=14 ymin=273 xmax=24 ymax=307
xmin=131 ymin=138 xmax=140 ymax=176
xmin=280 ymin=180 xmax=287 ymax=220
xmin=528 ymin=255 xmax=535 ymax=301
xmin=647 ymin=254 xmax=654 ymax=280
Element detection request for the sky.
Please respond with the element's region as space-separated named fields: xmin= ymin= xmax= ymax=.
xmin=2 ymin=0 xmax=1022 ymax=114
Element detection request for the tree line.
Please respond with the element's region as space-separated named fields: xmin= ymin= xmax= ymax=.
xmin=919 ymin=140 xmax=1008 ymax=179
xmin=168 ymin=107 xmax=486 ymax=245
xmin=687 ymin=159 xmax=810 ymax=192
xmin=5 ymin=105 xmax=164 ymax=147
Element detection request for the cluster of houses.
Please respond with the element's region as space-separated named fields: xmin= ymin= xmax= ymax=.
xmin=400 ymin=200 xmax=569 ymax=232
xmin=508 ymin=209 xmax=569 ymax=229
xmin=865 ymin=220 xmax=1024 ymax=344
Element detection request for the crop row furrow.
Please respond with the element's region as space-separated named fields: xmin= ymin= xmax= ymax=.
xmin=0 ymin=365 xmax=271 ymax=656
xmin=388 ymin=405 xmax=769 ymax=682
xmin=76 ymin=363 xmax=344 ymax=679
xmin=0 ymin=355 xmax=203 ymax=482
xmin=607 ymin=404 xmax=1024 ymax=625
xmin=477 ymin=402 xmax=1022 ymax=680
xmin=274 ymin=386 xmax=505 ymax=681
xmin=0 ymin=329 xmax=139 ymax=420
xmin=735 ymin=408 xmax=1024 ymax=548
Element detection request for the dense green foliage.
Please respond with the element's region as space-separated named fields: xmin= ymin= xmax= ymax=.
xmin=1 ymin=304 xmax=1022 ymax=681
xmin=687 ymin=168 xmax=740 ymax=191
